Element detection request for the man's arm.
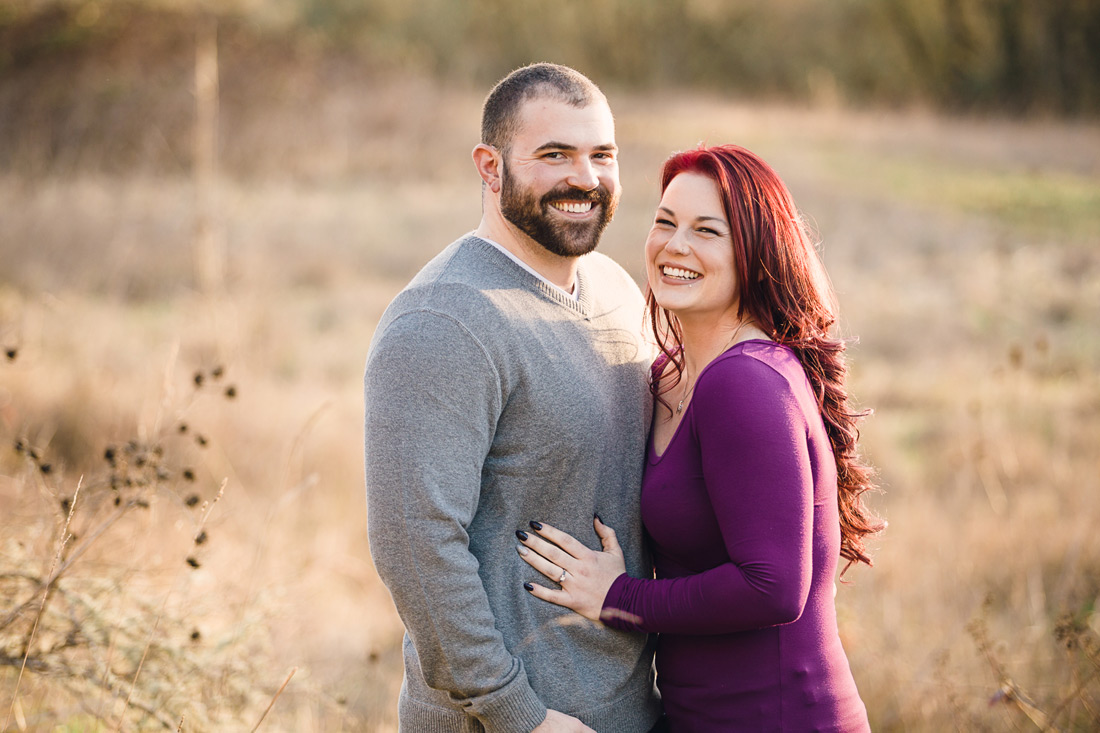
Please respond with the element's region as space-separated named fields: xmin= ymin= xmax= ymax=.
xmin=365 ymin=309 xmax=548 ymax=733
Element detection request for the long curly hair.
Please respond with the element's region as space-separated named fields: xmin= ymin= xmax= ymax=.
xmin=647 ymin=144 xmax=883 ymax=570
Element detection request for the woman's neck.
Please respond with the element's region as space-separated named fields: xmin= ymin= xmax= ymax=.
xmin=678 ymin=317 xmax=769 ymax=376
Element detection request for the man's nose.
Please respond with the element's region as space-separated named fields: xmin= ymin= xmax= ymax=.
xmin=566 ymin=159 xmax=599 ymax=191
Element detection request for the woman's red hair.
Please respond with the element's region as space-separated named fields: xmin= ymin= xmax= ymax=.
xmin=648 ymin=144 xmax=883 ymax=571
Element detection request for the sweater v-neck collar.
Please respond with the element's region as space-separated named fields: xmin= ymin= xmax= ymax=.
xmin=466 ymin=235 xmax=594 ymax=318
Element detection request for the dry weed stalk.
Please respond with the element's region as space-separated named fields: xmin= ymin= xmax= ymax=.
xmin=0 ymin=364 xmax=281 ymax=729
xmin=3 ymin=477 xmax=81 ymax=731
xmin=250 ymin=666 xmax=297 ymax=733
xmin=969 ymin=595 xmax=1100 ymax=732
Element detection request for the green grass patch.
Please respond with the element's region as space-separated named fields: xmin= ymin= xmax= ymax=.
xmin=821 ymin=149 xmax=1100 ymax=239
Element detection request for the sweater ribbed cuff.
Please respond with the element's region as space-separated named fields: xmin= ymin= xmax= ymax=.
xmin=469 ymin=668 xmax=548 ymax=733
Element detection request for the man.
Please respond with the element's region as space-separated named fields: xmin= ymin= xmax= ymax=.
xmin=365 ymin=63 xmax=660 ymax=733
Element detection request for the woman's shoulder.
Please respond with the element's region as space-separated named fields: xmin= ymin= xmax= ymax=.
xmin=709 ymin=339 xmax=798 ymax=379
xmin=697 ymin=340 xmax=812 ymax=406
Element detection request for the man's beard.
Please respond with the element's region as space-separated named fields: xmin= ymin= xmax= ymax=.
xmin=499 ymin=161 xmax=619 ymax=258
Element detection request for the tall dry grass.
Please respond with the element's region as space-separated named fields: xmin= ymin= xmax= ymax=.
xmin=2 ymin=54 xmax=1099 ymax=731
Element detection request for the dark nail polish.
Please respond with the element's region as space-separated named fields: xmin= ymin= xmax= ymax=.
xmin=515 ymin=530 xmax=528 ymax=541
xmin=528 ymin=520 xmax=543 ymax=531
xmin=523 ymin=582 xmax=534 ymax=591
xmin=594 ymin=513 xmax=603 ymax=523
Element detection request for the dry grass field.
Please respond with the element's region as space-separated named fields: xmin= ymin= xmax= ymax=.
xmin=2 ymin=65 xmax=1100 ymax=730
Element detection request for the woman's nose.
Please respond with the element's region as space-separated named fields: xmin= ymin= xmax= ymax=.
xmin=665 ymin=230 xmax=690 ymax=255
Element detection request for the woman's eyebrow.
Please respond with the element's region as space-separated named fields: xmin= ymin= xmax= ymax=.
xmin=657 ymin=206 xmax=725 ymax=225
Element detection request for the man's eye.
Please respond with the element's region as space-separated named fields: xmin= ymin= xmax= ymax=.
xmin=543 ymin=152 xmax=565 ymax=159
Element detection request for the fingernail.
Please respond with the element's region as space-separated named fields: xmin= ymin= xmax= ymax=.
xmin=523 ymin=582 xmax=534 ymax=591
xmin=516 ymin=545 xmax=529 ymax=556
xmin=594 ymin=513 xmax=603 ymax=523
xmin=515 ymin=530 xmax=528 ymax=541
xmin=528 ymin=520 xmax=543 ymax=531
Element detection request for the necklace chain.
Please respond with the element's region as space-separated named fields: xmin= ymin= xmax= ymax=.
xmin=675 ymin=364 xmax=696 ymax=414
xmin=673 ymin=324 xmax=753 ymax=414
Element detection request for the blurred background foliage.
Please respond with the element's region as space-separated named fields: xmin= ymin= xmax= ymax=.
xmin=1 ymin=0 xmax=1099 ymax=178
xmin=2 ymin=1 xmax=1100 ymax=729
xmin=3 ymin=0 xmax=1099 ymax=109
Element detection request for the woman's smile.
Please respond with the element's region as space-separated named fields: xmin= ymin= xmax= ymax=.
xmin=660 ymin=265 xmax=701 ymax=282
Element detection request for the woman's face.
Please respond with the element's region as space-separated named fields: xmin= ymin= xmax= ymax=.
xmin=645 ymin=171 xmax=740 ymax=325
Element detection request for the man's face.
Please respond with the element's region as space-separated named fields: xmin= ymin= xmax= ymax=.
xmin=498 ymin=97 xmax=621 ymax=258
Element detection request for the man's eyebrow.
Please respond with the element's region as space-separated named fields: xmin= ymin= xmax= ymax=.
xmin=534 ymin=141 xmax=578 ymax=153
xmin=533 ymin=142 xmax=619 ymax=153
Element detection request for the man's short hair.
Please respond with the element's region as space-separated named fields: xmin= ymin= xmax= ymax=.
xmin=481 ymin=63 xmax=606 ymax=153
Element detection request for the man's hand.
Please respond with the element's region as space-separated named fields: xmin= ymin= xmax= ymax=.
xmin=532 ymin=709 xmax=596 ymax=732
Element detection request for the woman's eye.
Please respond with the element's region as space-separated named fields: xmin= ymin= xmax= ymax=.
xmin=654 ymin=218 xmax=674 ymax=227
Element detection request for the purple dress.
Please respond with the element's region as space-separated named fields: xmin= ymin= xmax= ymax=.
xmin=602 ymin=341 xmax=870 ymax=732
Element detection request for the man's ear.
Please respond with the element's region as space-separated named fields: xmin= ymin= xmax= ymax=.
xmin=472 ymin=143 xmax=502 ymax=193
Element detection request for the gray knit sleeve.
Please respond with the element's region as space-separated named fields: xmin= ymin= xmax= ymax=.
xmin=364 ymin=309 xmax=547 ymax=733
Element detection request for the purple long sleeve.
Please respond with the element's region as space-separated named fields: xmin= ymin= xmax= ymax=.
xmin=602 ymin=341 xmax=869 ymax=731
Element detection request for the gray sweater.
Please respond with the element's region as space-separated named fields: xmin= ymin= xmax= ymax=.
xmin=365 ymin=235 xmax=660 ymax=733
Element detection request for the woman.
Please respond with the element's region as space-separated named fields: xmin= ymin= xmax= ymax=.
xmin=516 ymin=144 xmax=882 ymax=731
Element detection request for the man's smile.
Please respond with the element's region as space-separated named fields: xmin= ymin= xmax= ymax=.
xmin=550 ymin=200 xmax=596 ymax=215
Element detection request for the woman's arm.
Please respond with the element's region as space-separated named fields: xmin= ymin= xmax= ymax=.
xmin=520 ymin=355 xmax=815 ymax=635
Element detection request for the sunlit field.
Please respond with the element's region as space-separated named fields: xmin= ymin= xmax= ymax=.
xmin=2 ymin=57 xmax=1100 ymax=731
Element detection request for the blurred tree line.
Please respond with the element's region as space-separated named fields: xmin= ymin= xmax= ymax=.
xmin=1 ymin=0 xmax=1097 ymax=115
xmin=286 ymin=0 xmax=1100 ymax=115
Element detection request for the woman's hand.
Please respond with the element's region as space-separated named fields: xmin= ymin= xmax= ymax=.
xmin=516 ymin=516 xmax=626 ymax=622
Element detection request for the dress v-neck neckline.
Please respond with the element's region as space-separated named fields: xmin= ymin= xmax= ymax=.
xmin=649 ymin=339 xmax=773 ymax=461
